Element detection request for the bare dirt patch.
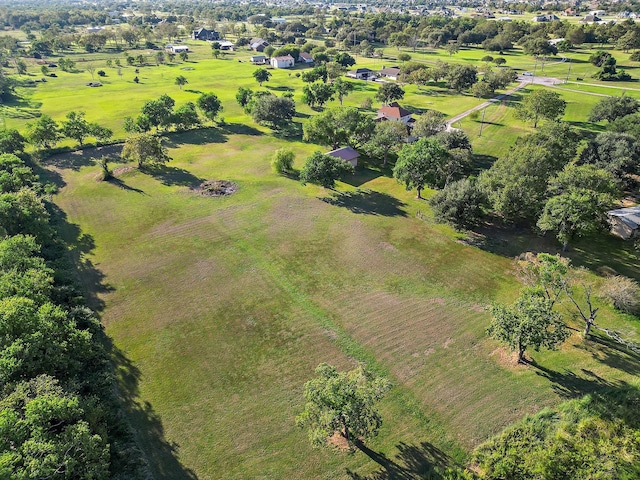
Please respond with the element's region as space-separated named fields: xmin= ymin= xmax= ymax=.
xmin=490 ymin=347 xmax=524 ymax=367
xmin=193 ymin=180 xmax=238 ymax=197
xmin=327 ymin=432 xmax=352 ymax=452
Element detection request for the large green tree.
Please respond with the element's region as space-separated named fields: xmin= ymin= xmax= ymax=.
xmin=375 ymin=83 xmax=405 ymax=105
xmin=141 ymin=94 xmax=175 ymax=131
xmin=252 ymin=68 xmax=271 ymax=87
xmin=299 ymin=151 xmax=354 ymax=188
xmin=26 ymin=115 xmax=60 ymax=150
xmin=589 ymin=96 xmax=640 ymax=123
xmin=487 ymin=291 xmax=569 ymax=363
xmin=296 ymin=363 xmax=391 ymax=448
xmin=514 ymin=90 xmax=566 ymax=128
xmin=250 ymin=95 xmax=296 ymax=130
xmin=196 ymin=92 xmax=223 ymax=122
xmin=0 ymin=375 xmax=110 ymax=479
xmin=364 ymin=121 xmax=407 ymax=166
xmin=537 ymin=165 xmax=618 ymax=250
xmin=303 ymin=107 xmax=375 ymax=149
xmin=393 ymin=137 xmax=458 ymax=198
xmin=121 ymin=133 xmax=171 ymax=169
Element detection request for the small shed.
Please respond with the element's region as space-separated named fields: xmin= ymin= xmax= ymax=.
xmin=270 ymin=55 xmax=295 ymax=69
xmin=607 ymin=207 xmax=640 ymax=239
xmin=251 ymin=55 xmax=267 ymax=64
xmin=326 ymin=146 xmax=360 ymax=167
xmin=298 ymin=52 xmax=314 ymax=64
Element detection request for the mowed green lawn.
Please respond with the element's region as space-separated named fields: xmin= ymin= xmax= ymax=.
xmin=9 ymin=38 xmax=640 ymax=479
xmin=50 ymin=128 xmax=640 ymax=479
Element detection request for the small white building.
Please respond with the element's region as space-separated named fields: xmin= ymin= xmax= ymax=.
xmin=217 ymin=40 xmax=235 ymax=50
xmin=251 ymin=55 xmax=267 ymax=64
xmin=590 ymin=10 xmax=606 ymax=16
xmin=270 ymin=54 xmax=295 ymax=69
xmin=346 ymin=68 xmax=374 ymax=80
xmin=272 ymin=17 xmax=287 ymax=24
xmin=166 ymin=45 xmax=189 ymax=54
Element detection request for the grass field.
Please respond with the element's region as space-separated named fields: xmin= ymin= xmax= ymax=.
xmin=7 ymin=36 xmax=640 ymax=479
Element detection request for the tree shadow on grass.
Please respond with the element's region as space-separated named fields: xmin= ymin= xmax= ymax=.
xmin=222 ymin=122 xmax=263 ymax=136
xmin=143 ymin=164 xmax=204 ymax=187
xmin=529 ymin=359 xmax=628 ymax=398
xmin=43 ymin=144 xmax=124 ymax=171
xmin=111 ymin=343 xmax=198 ymax=480
xmin=48 ymin=203 xmax=113 ymax=312
xmin=106 ymin=176 xmax=147 ymax=195
xmin=320 ymin=189 xmax=407 ymax=217
xmin=343 ymin=166 xmax=384 ymax=187
xmin=574 ymin=333 xmax=640 ymax=376
xmin=183 ymin=88 xmax=203 ymax=94
xmin=346 ymin=440 xmax=452 ymax=480
xmin=50 ymin=203 xmax=198 ymax=480
xmin=164 ymin=127 xmax=228 ymax=147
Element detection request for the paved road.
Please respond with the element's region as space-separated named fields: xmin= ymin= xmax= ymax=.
xmin=445 ymin=75 xmax=562 ymax=130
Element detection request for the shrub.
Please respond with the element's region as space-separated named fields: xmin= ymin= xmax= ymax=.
xmin=600 ymin=275 xmax=640 ymax=314
xmin=361 ymin=97 xmax=373 ymax=110
xmin=429 ymin=178 xmax=486 ymax=229
xmin=271 ymin=148 xmax=295 ymax=174
xmin=97 ymin=70 xmax=106 ymax=77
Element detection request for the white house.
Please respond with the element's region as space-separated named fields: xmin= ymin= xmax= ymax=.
xmin=607 ymin=206 xmax=640 ymax=240
xmin=590 ymin=10 xmax=606 ymax=16
xmin=270 ymin=55 xmax=295 ymax=69
xmin=166 ymin=45 xmax=189 ymax=54
xmin=346 ymin=68 xmax=374 ymax=80
xmin=217 ymin=40 xmax=235 ymax=50
xmin=251 ymin=55 xmax=267 ymax=64
xmin=272 ymin=17 xmax=287 ymax=24
xmin=378 ymin=66 xmax=401 ymax=80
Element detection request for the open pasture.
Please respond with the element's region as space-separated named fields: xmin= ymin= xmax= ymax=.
xmin=50 ymin=123 xmax=640 ymax=478
xmin=4 ymin=30 xmax=639 ymax=478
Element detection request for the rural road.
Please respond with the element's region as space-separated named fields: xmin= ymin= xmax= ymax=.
xmin=445 ymin=75 xmax=563 ymax=130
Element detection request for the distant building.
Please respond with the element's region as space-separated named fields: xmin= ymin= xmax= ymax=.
xmin=298 ymin=52 xmax=314 ymax=64
xmin=250 ymin=38 xmax=270 ymax=52
xmin=377 ymin=66 xmax=401 ymax=80
xmin=326 ymin=146 xmax=360 ymax=167
xmin=166 ymin=45 xmax=189 ymax=54
xmin=270 ymin=54 xmax=295 ymax=69
xmin=582 ymin=14 xmax=602 ymax=23
xmin=376 ymin=102 xmax=413 ymax=124
xmin=607 ymin=207 xmax=640 ymax=239
xmin=218 ymin=40 xmax=235 ymax=50
xmin=192 ymin=28 xmax=220 ymax=41
xmin=272 ymin=17 xmax=287 ymax=24
xmin=251 ymin=55 xmax=267 ymax=64
xmin=346 ymin=67 xmax=374 ymax=80
xmin=532 ymin=14 xmax=559 ymax=22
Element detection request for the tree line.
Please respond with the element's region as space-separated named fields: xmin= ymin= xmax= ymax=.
xmin=0 ymin=140 xmax=149 ymax=477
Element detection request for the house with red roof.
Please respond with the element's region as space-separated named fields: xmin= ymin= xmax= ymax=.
xmin=376 ymin=102 xmax=414 ymax=125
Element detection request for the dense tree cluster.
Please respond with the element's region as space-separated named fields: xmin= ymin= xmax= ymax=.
xmin=0 ymin=153 xmax=148 ymax=478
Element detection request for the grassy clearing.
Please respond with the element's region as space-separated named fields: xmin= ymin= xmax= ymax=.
xmin=10 ymin=35 xmax=640 ymax=479
xmin=50 ymin=122 xmax=640 ymax=478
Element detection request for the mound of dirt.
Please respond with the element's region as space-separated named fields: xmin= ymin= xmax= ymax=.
xmin=194 ymin=180 xmax=238 ymax=197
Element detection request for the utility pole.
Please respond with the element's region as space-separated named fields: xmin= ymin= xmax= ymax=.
xmin=565 ymin=58 xmax=572 ymax=84
xmin=479 ymin=107 xmax=487 ymax=137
